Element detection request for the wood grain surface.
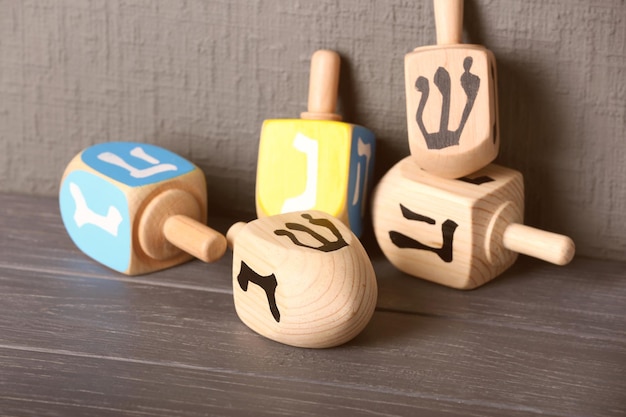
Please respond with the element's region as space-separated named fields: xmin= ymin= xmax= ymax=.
xmin=1 ymin=193 xmax=625 ymax=416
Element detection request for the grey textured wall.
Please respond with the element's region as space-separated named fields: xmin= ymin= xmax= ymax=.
xmin=1 ymin=0 xmax=625 ymax=261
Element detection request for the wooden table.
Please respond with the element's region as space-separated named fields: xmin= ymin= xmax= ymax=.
xmin=1 ymin=192 xmax=624 ymax=416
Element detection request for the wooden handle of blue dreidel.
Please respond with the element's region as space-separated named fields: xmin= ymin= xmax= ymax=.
xmin=163 ymin=216 xmax=227 ymax=263
xmin=300 ymin=50 xmax=342 ymax=121
xmin=434 ymin=0 xmax=464 ymax=45
xmin=139 ymin=189 xmax=227 ymax=263
xmin=503 ymin=224 xmax=575 ymax=266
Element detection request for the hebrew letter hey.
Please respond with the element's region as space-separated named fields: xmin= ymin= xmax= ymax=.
xmin=389 ymin=204 xmax=458 ymax=263
xmin=97 ymin=146 xmax=178 ymax=179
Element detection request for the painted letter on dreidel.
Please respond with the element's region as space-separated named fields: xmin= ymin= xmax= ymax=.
xmin=70 ymin=182 xmax=123 ymax=236
xmin=281 ymin=133 xmax=319 ymax=213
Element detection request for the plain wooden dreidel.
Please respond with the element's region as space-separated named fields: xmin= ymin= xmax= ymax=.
xmin=255 ymin=50 xmax=376 ymax=237
xmin=404 ymin=0 xmax=499 ymax=179
xmin=226 ymin=210 xmax=377 ymax=348
xmin=371 ymin=157 xmax=575 ymax=289
xmin=59 ymin=142 xmax=227 ymax=275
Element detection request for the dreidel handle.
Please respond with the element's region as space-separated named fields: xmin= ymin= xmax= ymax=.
xmin=138 ymin=189 xmax=227 ymax=263
xmin=503 ymin=223 xmax=575 ymax=266
xmin=301 ymin=50 xmax=342 ymax=121
xmin=226 ymin=221 xmax=247 ymax=250
xmin=164 ymin=216 xmax=227 ymax=263
xmin=434 ymin=0 xmax=464 ymax=45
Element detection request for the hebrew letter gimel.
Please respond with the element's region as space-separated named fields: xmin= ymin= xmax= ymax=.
xmin=237 ymin=261 xmax=280 ymax=322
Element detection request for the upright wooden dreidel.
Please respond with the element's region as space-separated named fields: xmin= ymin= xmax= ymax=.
xmin=226 ymin=210 xmax=377 ymax=348
xmin=372 ymin=157 xmax=575 ymax=289
xmin=256 ymin=50 xmax=376 ymax=237
xmin=59 ymin=142 xmax=227 ymax=275
xmin=405 ymin=0 xmax=499 ymax=178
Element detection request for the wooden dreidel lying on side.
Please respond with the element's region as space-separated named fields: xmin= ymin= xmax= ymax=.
xmin=405 ymin=0 xmax=499 ymax=179
xmin=226 ymin=210 xmax=377 ymax=348
xmin=372 ymin=157 xmax=575 ymax=289
xmin=59 ymin=142 xmax=227 ymax=275
xmin=256 ymin=50 xmax=376 ymax=237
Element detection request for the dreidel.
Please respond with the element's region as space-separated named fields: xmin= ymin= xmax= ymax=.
xmin=59 ymin=142 xmax=227 ymax=275
xmin=226 ymin=210 xmax=377 ymax=348
xmin=371 ymin=157 xmax=575 ymax=289
xmin=255 ymin=50 xmax=376 ymax=237
xmin=405 ymin=0 xmax=499 ymax=179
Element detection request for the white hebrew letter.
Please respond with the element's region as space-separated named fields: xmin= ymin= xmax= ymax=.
xmin=97 ymin=146 xmax=177 ymax=179
xmin=351 ymin=137 xmax=372 ymax=207
xmin=69 ymin=182 xmax=123 ymax=236
xmin=130 ymin=146 xmax=160 ymax=164
xmin=281 ymin=133 xmax=319 ymax=213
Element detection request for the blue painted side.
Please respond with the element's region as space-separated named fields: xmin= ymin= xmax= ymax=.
xmin=59 ymin=170 xmax=131 ymax=273
xmin=347 ymin=126 xmax=376 ymax=237
xmin=81 ymin=142 xmax=194 ymax=187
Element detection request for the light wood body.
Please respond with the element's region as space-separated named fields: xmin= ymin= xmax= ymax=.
xmin=227 ymin=210 xmax=378 ymax=348
xmin=59 ymin=142 xmax=226 ymax=275
xmin=255 ymin=50 xmax=375 ymax=237
xmin=371 ymin=157 xmax=575 ymax=289
xmin=404 ymin=0 xmax=499 ymax=178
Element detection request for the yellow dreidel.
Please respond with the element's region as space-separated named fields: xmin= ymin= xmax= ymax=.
xmin=405 ymin=0 xmax=499 ymax=178
xmin=226 ymin=210 xmax=377 ymax=348
xmin=256 ymin=50 xmax=376 ymax=237
xmin=372 ymin=157 xmax=575 ymax=289
xmin=59 ymin=142 xmax=227 ymax=275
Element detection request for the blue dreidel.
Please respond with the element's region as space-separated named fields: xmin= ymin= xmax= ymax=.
xmin=59 ymin=142 xmax=226 ymax=275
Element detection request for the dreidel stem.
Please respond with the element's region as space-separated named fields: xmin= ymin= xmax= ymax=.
xmin=226 ymin=221 xmax=247 ymax=250
xmin=138 ymin=189 xmax=227 ymax=263
xmin=434 ymin=0 xmax=464 ymax=45
xmin=163 ymin=216 xmax=227 ymax=263
xmin=503 ymin=223 xmax=575 ymax=266
xmin=300 ymin=50 xmax=342 ymax=121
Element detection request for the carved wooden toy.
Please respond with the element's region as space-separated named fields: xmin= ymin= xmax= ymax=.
xmin=372 ymin=157 xmax=575 ymax=289
xmin=255 ymin=50 xmax=376 ymax=237
xmin=59 ymin=142 xmax=227 ymax=275
xmin=226 ymin=210 xmax=377 ymax=348
xmin=405 ymin=0 xmax=499 ymax=179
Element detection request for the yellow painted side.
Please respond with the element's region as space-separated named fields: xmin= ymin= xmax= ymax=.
xmin=256 ymin=119 xmax=352 ymax=219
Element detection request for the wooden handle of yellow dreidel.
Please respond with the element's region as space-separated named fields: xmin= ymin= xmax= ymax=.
xmin=503 ymin=224 xmax=575 ymax=266
xmin=300 ymin=50 xmax=342 ymax=121
xmin=434 ymin=0 xmax=464 ymax=45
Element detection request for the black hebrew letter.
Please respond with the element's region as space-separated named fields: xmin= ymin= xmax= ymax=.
xmin=458 ymin=175 xmax=494 ymax=185
xmin=414 ymin=56 xmax=481 ymax=150
xmin=237 ymin=261 xmax=280 ymax=322
xmin=274 ymin=213 xmax=348 ymax=252
xmin=389 ymin=204 xmax=458 ymax=263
